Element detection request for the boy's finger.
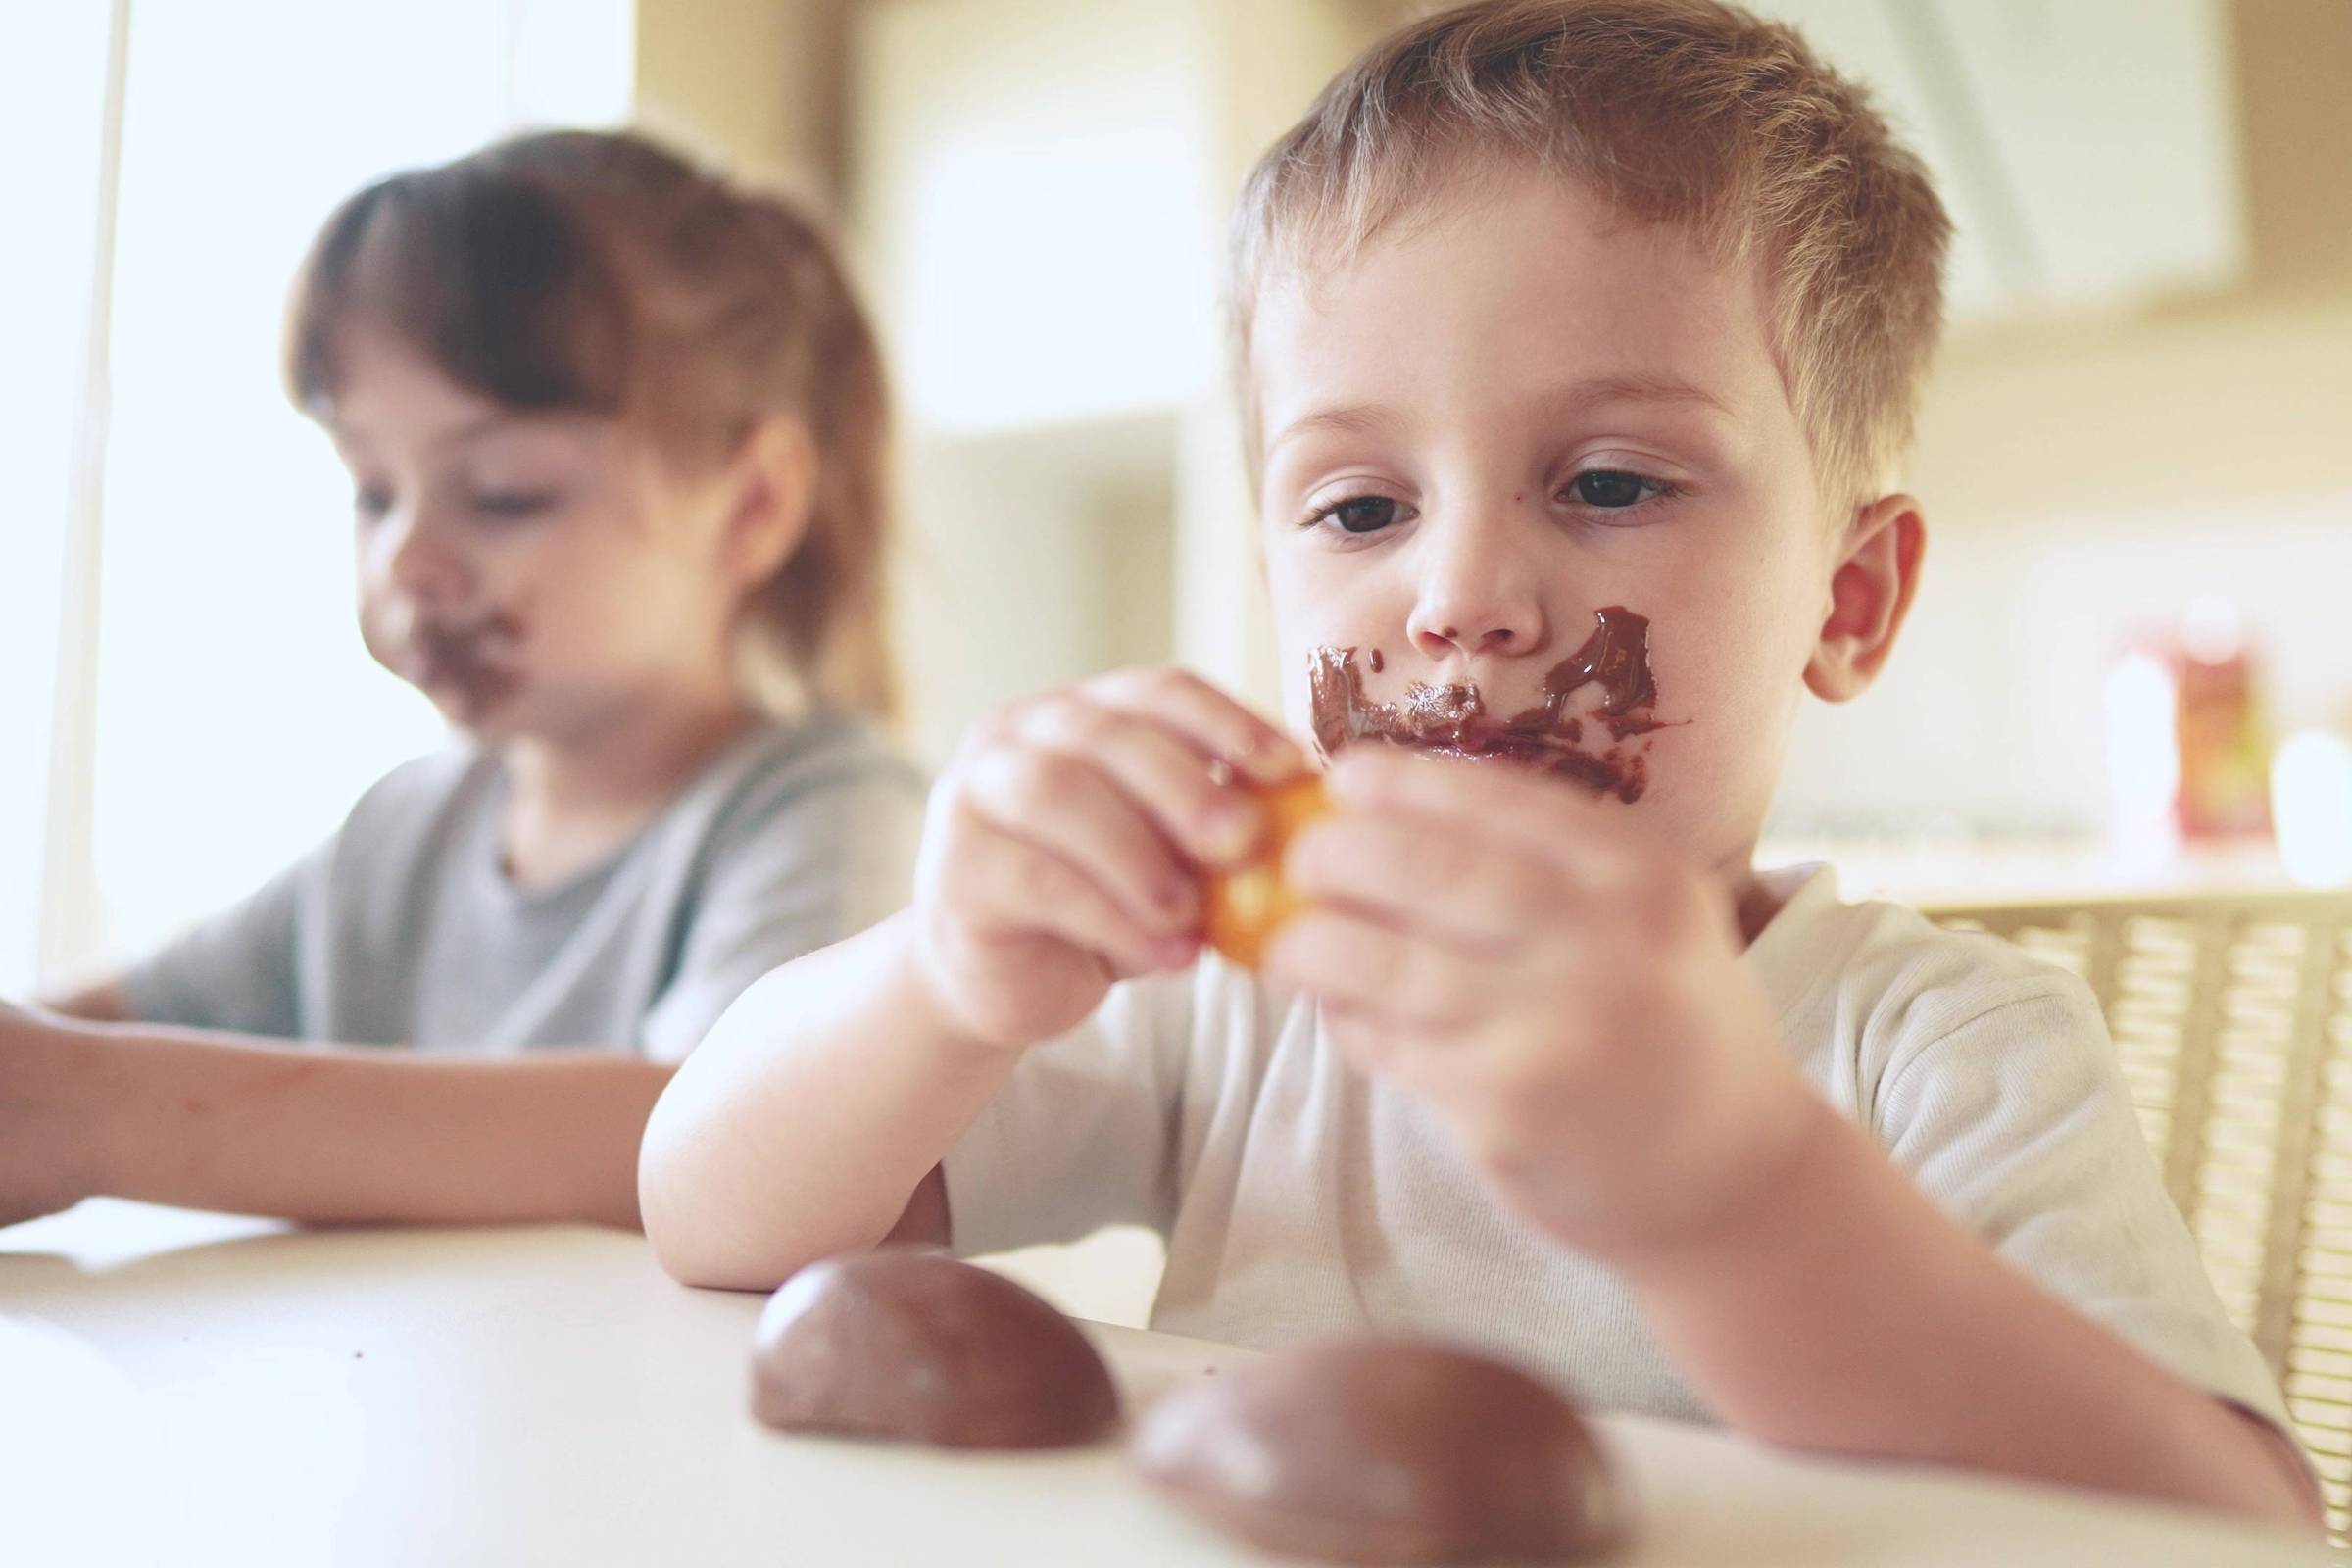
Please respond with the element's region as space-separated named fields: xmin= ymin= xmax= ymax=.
xmin=1263 ymin=907 xmax=1494 ymax=1032
xmin=1013 ymin=696 xmax=1266 ymax=869
xmin=1319 ymin=1000 xmax=1418 ymax=1080
xmin=1284 ymin=815 xmax=1560 ymax=952
xmin=960 ymin=744 xmax=1200 ymax=937
xmin=951 ymin=811 xmax=1197 ymax=977
xmin=1324 ymin=749 xmax=1640 ymax=879
xmin=1084 ymin=666 xmax=1309 ymax=786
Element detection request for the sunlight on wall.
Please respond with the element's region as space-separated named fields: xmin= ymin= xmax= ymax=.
xmin=78 ymin=1 xmax=627 ymax=970
xmin=0 ymin=7 xmax=112 ymax=995
xmin=859 ymin=0 xmax=1219 ymax=436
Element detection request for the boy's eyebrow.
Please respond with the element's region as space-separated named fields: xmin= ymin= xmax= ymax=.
xmin=1560 ymin=373 xmax=1734 ymax=416
xmin=1266 ymin=374 xmax=1734 ymax=459
xmin=1265 ymin=402 xmax=1400 ymax=460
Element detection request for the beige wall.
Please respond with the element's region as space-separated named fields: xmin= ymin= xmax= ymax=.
xmin=633 ymin=0 xmax=2352 ymax=837
xmin=1914 ymin=0 xmax=2352 ymax=526
xmin=633 ymin=0 xmax=851 ymax=196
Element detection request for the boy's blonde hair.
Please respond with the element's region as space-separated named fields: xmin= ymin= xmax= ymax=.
xmin=1233 ymin=0 xmax=1952 ymax=515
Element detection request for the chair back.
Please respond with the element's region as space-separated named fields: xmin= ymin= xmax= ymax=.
xmin=1930 ymin=888 xmax=2352 ymax=1532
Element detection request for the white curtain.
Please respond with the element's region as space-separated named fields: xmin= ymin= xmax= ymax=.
xmin=1 ymin=1 xmax=633 ymax=995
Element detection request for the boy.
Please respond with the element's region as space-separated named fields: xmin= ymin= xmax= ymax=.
xmin=641 ymin=0 xmax=2318 ymax=1526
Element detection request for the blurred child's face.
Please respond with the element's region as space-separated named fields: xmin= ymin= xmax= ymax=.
xmin=1250 ymin=165 xmax=1868 ymax=877
xmin=327 ymin=325 xmax=750 ymax=741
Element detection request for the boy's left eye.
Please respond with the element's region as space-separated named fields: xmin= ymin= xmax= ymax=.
xmin=1564 ymin=469 xmax=1671 ymax=510
xmin=471 ymin=491 xmax=560 ymax=521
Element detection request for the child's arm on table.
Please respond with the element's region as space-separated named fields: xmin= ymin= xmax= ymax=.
xmin=40 ymin=981 xmax=134 ymax=1022
xmin=2 ymin=999 xmax=671 ymax=1230
xmin=1271 ymin=751 xmax=2320 ymax=1531
xmin=1617 ymin=1099 xmax=2321 ymax=1527
xmin=639 ymin=669 xmax=1304 ymax=1290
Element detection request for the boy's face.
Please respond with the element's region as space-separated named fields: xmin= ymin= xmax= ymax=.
xmin=1250 ymin=165 xmax=1904 ymax=880
xmin=326 ymin=325 xmax=751 ymax=741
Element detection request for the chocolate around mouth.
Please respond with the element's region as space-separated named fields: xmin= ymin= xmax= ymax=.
xmin=1306 ymin=606 xmax=1678 ymax=803
xmin=409 ymin=611 xmax=524 ymax=712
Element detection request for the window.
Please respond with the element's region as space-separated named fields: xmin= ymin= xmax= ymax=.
xmin=3 ymin=1 xmax=631 ymax=992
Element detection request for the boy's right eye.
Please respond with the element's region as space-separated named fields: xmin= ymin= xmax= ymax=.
xmin=353 ymin=485 xmax=394 ymax=523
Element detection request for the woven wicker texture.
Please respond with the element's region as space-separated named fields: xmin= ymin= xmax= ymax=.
xmin=1930 ymin=888 xmax=2352 ymax=1536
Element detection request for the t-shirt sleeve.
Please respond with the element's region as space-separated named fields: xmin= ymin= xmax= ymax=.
xmin=943 ymin=975 xmax=1190 ymax=1256
xmin=116 ymin=843 xmax=326 ymax=1038
xmin=637 ymin=752 xmax=926 ymax=1064
xmin=1874 ymin=974 xmax=2299 ymax=1441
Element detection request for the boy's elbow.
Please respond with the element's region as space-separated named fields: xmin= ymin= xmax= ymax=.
xmin=639 ymin=1172 xmax=786 ymax=1291
xmin=637 ymin=1104 xmax=762 ymax=1290
xmin=2153 ymin=1403 xmax=2327 ymax=1535
xmin=2225 ymin=1410 xmax=2328 ymax=1535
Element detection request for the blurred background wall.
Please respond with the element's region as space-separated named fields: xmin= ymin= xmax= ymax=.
xmin=5 ymin=0 xmax=2348 ymax=992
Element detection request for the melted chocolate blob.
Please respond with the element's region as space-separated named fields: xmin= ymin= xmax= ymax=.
xmin=1132 ymin=1336 xmax=1620 ymax=1565
xmin=1307 ymin=606 xmax=1675 ymax=803
xmin=751 ymin=1250 xmax=1120 ymax=1449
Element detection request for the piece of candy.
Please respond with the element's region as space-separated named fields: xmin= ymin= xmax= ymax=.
xmin=1203 ymin=773 xmax=1329 ymax=968
xmin=1131 ymin=1335 xmax=1619 ymax=1564
xmin=751 ymin=1250 xmax=1120 ymax=1449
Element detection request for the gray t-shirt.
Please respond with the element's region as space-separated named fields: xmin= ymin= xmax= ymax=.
xmin=946 ymin=863 xmax=2297 ymax=1443
xmin=122 ymin=714 xmax=925 ymax=1062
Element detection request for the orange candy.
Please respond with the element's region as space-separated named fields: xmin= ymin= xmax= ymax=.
xmin=1202 ymin=774 xmax=1329 ymax=969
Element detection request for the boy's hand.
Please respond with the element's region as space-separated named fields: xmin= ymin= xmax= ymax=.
xmin=1266 ymin=750 xmax=1818 ymax=1258
xmin=909 ymin=668 xmax=1307 ymax=1052
xmin=0 ymin=1003 xmax=107 ymax=1229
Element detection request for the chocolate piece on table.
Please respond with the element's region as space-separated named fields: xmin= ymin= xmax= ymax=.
xmin=1131 ymin=1335 xmax=1619 ymax=1565
xmin=751 ymin=1250 xmax=1120 ymax=1449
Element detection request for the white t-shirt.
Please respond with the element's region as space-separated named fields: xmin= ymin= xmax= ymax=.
xmin=946 ymin=864 xmax=2293 ymax=1438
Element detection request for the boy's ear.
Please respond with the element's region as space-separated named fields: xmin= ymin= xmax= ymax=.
xmin=1804 ymin=492 xmax=1925 ymax=703
xmin=723 ymin=416 xmax=819 ymax=586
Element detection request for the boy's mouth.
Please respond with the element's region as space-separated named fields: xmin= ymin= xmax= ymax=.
xmin=396 ymin=609 xmax=527 ymax=716
xmin=1306 ymin=606 xmax=1676 ymax=804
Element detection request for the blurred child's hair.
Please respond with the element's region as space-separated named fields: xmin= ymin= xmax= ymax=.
xmin=286 ymin=129 xmax=895 ymax=719
xmin=1232 ymin=0 xmax=1952 ymax=515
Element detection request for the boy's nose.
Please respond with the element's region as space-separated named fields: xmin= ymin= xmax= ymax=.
xmin=368 ymin=508 xmax=473 ymax=610
xmin=1405 ymin=519 xmax=1547 ymax=664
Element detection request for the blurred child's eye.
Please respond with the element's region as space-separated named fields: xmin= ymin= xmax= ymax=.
xmin=471 ymin=490 xmax=560 ymax=521
xmin=1304 ymin=494 xmax=1409 ymax=538
xmin=354 ymin=485 xmax=393 ymax=523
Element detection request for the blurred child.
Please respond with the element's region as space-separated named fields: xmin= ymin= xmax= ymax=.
xmin=7 ymin=129 xmax=921 ymax=1230
xmin=638 ymin=1 xmax=2317 ymax=1528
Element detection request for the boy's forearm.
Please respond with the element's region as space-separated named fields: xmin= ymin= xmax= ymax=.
xmin=1611 ymin=1099 xmax=2321 ymax=1530
xmin=71 ymin=1019 xmax=670 ymax=1230
xmin=638 ymin=910 xmax=1021 ymax=1290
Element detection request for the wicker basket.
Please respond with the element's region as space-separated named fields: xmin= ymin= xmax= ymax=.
xmin=1930 ymin=888 xmax=2352 ymax=1534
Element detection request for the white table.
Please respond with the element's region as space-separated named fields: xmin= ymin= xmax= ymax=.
xmin=2 ymin=1201 xmax=2334 ymax=1567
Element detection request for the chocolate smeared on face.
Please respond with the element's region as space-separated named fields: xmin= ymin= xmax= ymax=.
xmin=1307 ymin=606 xmax=1677 ymax=803
xmin=407 ymin=610 xmax=525 ymax=714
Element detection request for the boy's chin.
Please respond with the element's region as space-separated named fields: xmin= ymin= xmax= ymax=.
xmin=1342 ymin=733 xmax=1652 ymax=802
xmin=414 ymin=674 xmax=528 ymax=736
